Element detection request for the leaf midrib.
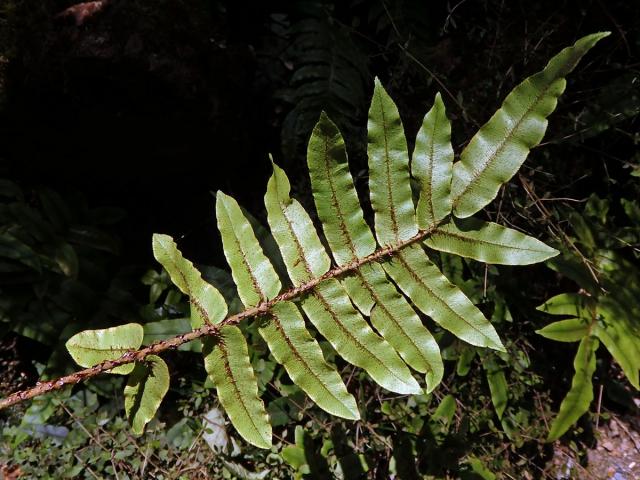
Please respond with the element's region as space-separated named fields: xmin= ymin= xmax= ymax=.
xmin=432 ymin=227 xmax=551 ymax=253
xmin=220 ymin=203 xmax=266 ymax=303
xmin=376 ymin=90 xmax=401 ymax=241
xmin=425 ymin=105 xmax=439 ymax=223
xmin=219 ymin=340 xmax=266 ymax=443
xmin=158 ymin=242 xmax=212 ymax=325
xmin=67 ymin=344 xmax=133 ymax=353
xmin=321 ymin=132 xmax=360 ymax=261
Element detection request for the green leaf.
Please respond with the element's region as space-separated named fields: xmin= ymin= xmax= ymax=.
xmin=260 ymin=302 xmax=359 ymax=419
xmin=266 ymin=163 xmax=421 ymax=394
xmin=307 ymin=112 xmax=443 ymax=391
xmin=152 ymin=234 xmax=228 ymax=328
xmin=282 ymin=445 xmax=307 ymax=470
xmin=466 ymin=456 xmax=497 ymax=480
xmin=536 ymin=293 xmax=592 ymax=317
xmin=124 ymin=355 xmax=170 ymax=435
xmin=432 ymin=394 xmax=457 ymax=427
xmin=595 ymin=303 xmax=640 ymax=389
xmin=621 ymin=198 xmax=640 ymax=224
xmin=347 ymin=264 xmax=444 ymax=393
xmin=367 ymin=78 xmax=419 ymax=244
xmin=307 ymin=112 xmax=376 ymax=266
xmin=536 ymin=318 xmax=590 ymax=342
xmin=65 ymin=323 xmax=143 ymax=375
xmin=38 ymin=188 xmax=72 ymax=232
xmin=414 ymin=92 xmax=454 ymax=227
xmin=456 ymin=346 xmax=476 ymax=376
xmin=547 ymin=254 xmax=600 ymax=295
xmin=425 ymin=217 xmax=558 ymax=265
xmin=216 ymin=191 xmax=282 ymax=307
xmin=349 ymin=263 xmax=444 ymax=392
xmin=365 ymin=85 xmax=503 ymax=351
xmin=384 ymin=244 xmax=505 ymax=352
xmin=203 ymin=326 xmax=271 ymax=449
xmin=483 ymin=354 xmax=508 ymax=419
xmin=264 ymin=161 xmax=330 ymax=285
xmin=302 ymin=278 xmax=421 ymax=394
xmin=547 ymin=336 xmax=599 ymax=441
xmin=451 ymin=32 xmax=610 ymax=218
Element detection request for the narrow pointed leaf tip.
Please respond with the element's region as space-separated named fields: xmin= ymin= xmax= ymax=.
xmin=451 ymin=32 xmax=610 ymax=218
xmin=66 ymin=323 xmax=144 ymax=375
xmin=536 ymin=318 xmax=590 ymax=342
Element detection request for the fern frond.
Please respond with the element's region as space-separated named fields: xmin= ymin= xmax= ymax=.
xmin=1 ymin=32 xmax=608 ymax=449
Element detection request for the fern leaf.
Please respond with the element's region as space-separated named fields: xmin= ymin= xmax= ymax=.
xmin=547 ymin=336 xmax=598 ymax=442
xmin=260 ymin=302 xmax=360 ymax=419
xmin=425 ymin=218 xmax=558 ymax=265
xmin=482 ymin=354 xmax=508 ymax=419
xmin=264 ymin=161 xmax=331 ymax=284
xmin=354 ymin=263 xmax=444 ymax=392
xmin=265 ymin=163 xmax=421 ymax=394
xmin=203 ymin=326 xmax=272 ymax=449
xmin=216 ymin=191 xmax=359 ymax=419
xmin=536 ymin=318 xmax=590 ymax=342
xmin=302 ymin=278 xmax=421 ymax=394
xmin=52 ymin=32 xmax=610 ymax=451
xmin=384 ymin=244 xmax=505 ymax=351
xmin=216 ymin=192 xmax=282 ymax=306
xmin=152 ymin=234 xmax=227 ymax=328
xmin=414 ymin=92 xmax=454 ymax=228
xmin=308 ymin=112 xmax=443 ymax=391
xmin=281 ymin=6 xmax=369 ymax=162
xmin=368 ymin=78 xmax=419 ymax=244
xmin=595 ymin=302 xmax=640 ymax=389
xmin=451 ymin=32 xmax=610 ymax=218
xmin=536 ymin=293 xmax=592 ymax=317
xmin=307 ymin=112 xmax=377 ymax=266
xmin=65 ymin=324 xmax=143 ymax=375
xmin=124 ymin=355 xmax=170 ymax=435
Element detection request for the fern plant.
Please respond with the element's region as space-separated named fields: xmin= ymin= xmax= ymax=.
xmin=1 ymin=32 xmax=609 ymax=449
xmin=536 ymin=194 xmax=640 ymax=441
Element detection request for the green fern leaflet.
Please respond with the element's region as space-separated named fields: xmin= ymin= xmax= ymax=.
xmin=64 ymin=33 xmax=608 ymax=447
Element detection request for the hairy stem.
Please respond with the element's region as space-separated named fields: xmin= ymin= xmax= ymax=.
xmin=0 ymin=223 xmax=439 ymax=410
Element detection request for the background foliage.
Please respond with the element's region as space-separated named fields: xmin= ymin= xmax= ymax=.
xmin=1 ymin=0 xmax=638 ymax=478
